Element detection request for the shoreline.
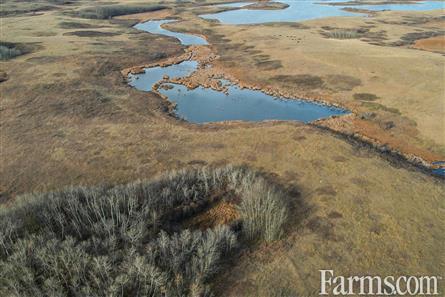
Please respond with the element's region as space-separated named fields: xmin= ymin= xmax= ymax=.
xmin=122 ymin=18 xmax=444 ymax=176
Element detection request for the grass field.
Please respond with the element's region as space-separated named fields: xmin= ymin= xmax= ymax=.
xmin=1 ymin=0 xmax=444 ymax=296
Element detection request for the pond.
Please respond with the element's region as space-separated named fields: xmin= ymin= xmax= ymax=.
xmin=128 ymin=61 xmax=349 ymax=124
xmin=200 ymin=0 xmax=444 ymax=24
xmin=200 ymin=0 xmax=360 ymax=24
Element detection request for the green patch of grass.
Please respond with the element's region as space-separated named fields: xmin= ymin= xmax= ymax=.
xmin=361 ymin=102 xmax=401 ymax=115
xmin=325 ymin=29 xmax=361 ymax=39
xmin=325 ymin=74 xmax=362 ymax=91
xmin=256 ymin=60 xmax=283 ymax=70
xmin=63 ymin=30 xmax=119 ymax=37
xmin=272 ymin=74 xmax=325 ymax=90
xmin=394 ymin=31 xmax=444 ymax=46
xmin=59 ymin=21 xmax=102 ymax=29
xmin=76 ymin=4 xmax=166 ymax=19
xmin=0 ymin=166 xmax=289 ymax=296
xmin=353 ymin=92 xmax=379 ymax=101
xmin=0 ymin=2 xmax=55 ymax=17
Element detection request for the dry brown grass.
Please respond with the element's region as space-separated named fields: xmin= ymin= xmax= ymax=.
xmin=413 ymin=35 xmax=445 ymax=53
xmin=184 ymin=200 xmax=240 ymax=230
xmin=1 ymin=1 xmax=444 ymax=296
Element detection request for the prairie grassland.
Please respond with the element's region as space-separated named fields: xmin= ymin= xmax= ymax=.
xmin=0 ymin=1 xmax=444 ymax=296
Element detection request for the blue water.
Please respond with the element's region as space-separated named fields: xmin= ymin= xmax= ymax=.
xmin=432 ymin=161 xmax=445 ymax=177
xmin=128 ymin=61 xmax=349 ymax=124
xmin=128 ymin=61 xmax=198 ymax=91
xmin=352 ymin=1 xmax=444 ymax=11
xmin=432 ymin=168 xmax=445 ymax=176
xmin=200 ymin=0 xmax=360 ymax=24
xmin=200 ymin=0 xmax=444 ymax=24
xmin=134 ymin=20 xmax=208 ymax=45
xmin=160 ymin=83 xmax=348 ymax=123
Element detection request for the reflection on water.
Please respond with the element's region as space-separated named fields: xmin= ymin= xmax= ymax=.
xmin=160 ymin=82 xmax=349 ymax=123
xmin=128 ymin=61 xmax=349 ymax=124
xmin=200 ymin=0 xmax=360 ymax=24
xmin=200 ymin=0 xmax=444 ymax=24
xmin=128 ymin=60 xmax=198 ymax=91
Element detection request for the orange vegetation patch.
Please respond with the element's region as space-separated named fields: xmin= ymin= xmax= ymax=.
xmin=317 ymin=114 xmax=443 ymax=165
xmin=184 ymin=201 xmax=240 ymax=230
xmin=412 ymin=36 xmax=445 ymax=54
xmin=114 ymin=8 xmax=172 ymax=22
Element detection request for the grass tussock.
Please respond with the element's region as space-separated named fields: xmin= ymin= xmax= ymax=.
xmin=0 ymin=166 xmax=289 ymax=296
xmin=76 ymin=4 xmax=165 ymax=19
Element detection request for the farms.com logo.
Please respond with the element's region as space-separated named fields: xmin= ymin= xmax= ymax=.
xmin=320 ymin=270 xmax=443 ymax=296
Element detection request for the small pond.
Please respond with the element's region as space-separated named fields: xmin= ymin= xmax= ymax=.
xmin=128 ymin=61 xmax=349 ymax=124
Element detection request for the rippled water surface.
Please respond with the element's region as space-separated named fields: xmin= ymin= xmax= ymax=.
xmin=128 ymin=61 xmax=349 ymax=124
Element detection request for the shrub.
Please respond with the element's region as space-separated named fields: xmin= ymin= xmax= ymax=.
xmin=0 ymin=166 xmax=289 ymax=296
xmin=0 ymin=45 xmax=22 ymax=60
xmin=238 ymin=182 xmax=288 ymax=241
xmin=77 ymin=4 xmax=165 ymax=19
xmin=353 ymin=92 xmax=379 ymax=101
xmin=0 ymin=42 xmax=33 ymax=60
xmin=326 ymin=29 xmax=360 ymax=39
